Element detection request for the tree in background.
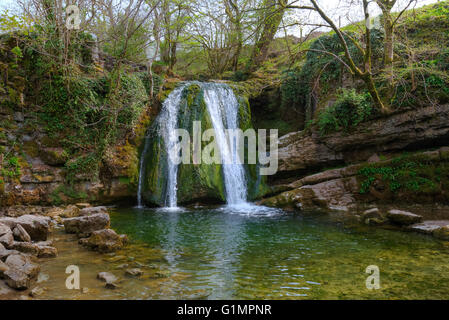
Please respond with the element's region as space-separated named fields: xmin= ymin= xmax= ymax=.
xmin=247 ymin=0 xmax=286 ymax=72
xmin=374 ymin=0 xmax=418 ymax=97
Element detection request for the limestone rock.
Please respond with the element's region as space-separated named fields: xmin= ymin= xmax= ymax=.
xmin=79 ymin=229 xmax=127 ymax=253
xmin=60 ymin=205 xmax=80 ymax=218
xmin=433 ymin=226 xmax=449 ymax=240
xmin=0 ymin=260 xmax=9 ymax=277
xmin=125 ymin=268 xmax=143 ymax=277
xmin=0 ymin=223 xmax=14 ymax=248
xmin=29 ymin=286 xmax=46 ymax=297
xmin=275 ymin=105 xmax=449 ymax=178
xmin=3 ymin=254 xmax=40 ymax=290
xmin=387 ymin=209 xmax=423 ymax=226
xmin=37 ymin=245 xmax=58 ymax=258
xmin=12 ymin=224 xmax=31 ymax=242
xmin=0 ymin=215 xmax=51 ymax=241
xmin=79 ymin=206 xmax=108 ymax=216
xmin=63 ymin=213 xmax=110 ymax=235
xmin=408 ymin=220 xmax=449 ymax=235
xmin=97 ymin=272 xmax=118 ymax=289
xmin=75 ymin=203 xmax=91 ymax=209
xmin=10 ymin=242 xmax=39 ymax=256
xmin=9 ymin=242 xmax=58 ymax=258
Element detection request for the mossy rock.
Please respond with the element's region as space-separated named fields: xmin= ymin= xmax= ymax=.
xmin=39 ymin=147 xmax=69 ymax=166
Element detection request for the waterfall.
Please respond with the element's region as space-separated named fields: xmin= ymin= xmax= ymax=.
xmin=137 ymin=85 xmax=186 ymax=208
xmin=137 ymin=82 xmax=248 ymax=208
xmin=202 ymin=83 xmax=247 ymax=206
xmin=136 ymin=134 xmax=149 ymax=208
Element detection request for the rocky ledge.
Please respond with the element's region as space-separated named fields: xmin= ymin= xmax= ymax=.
xmin=275 ymin=104 xmax=449 ymax=181
xmin=0 ymin=203 xmax=128 ymax=298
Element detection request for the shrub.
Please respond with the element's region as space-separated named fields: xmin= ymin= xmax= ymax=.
xmin=317 ymin=89 xmax=372 ymax=135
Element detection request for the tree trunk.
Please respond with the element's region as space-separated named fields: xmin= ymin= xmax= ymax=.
xmin=363 ymin=73 xmax=388 ymax=114
xmin=383 ymin=13 xmax=395 ymax=99
xmin=247 ymin=0 xmax=285 ymax=72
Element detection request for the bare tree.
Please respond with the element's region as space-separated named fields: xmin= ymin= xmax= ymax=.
xmin=286 ymin=0 xmax=388 ymax=112
xmin=374 ymin=0 xmax=418 ymax=95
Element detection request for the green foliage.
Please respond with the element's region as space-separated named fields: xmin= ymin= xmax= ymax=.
xmin=280 ymin=69 xmax=302 ymax=113
xmin=11 ymin=46 xmax=23 ymax=58
xmin=393 ymin=67 xmax=449 ymax=108
xmin=0 ymin=154 xmax=21 ymax=178
xmin=280 ymin=30 xmax=383 ymax=124
xmin=49 ymin=184 xmax=88 ymax=205
xmin=317 ymin=89 xmax=372 ymax=135
xmin=358 ymin=153 xmax=447 ymax=195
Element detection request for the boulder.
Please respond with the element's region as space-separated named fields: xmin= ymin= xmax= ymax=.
xmin=79 ymin=206 xmax=108 ymax=216
xmin=10 ymin=242 xmax=39 ymax=256
xmin=361 ymin=208 xmax=386 ymax=225
xmin=125 ymin=268 xmax=143 ymax=277
xmin=387 ymin=209 xmax=423 ymax=226
xmin=0 ymin=249 xmax=21 ymax=261
xmin=29 ymin=286 xmax=46 ymax=297
xmin=433 ymin=226 xmax=449 ymax=241
xmin=75 ymin=203 xmax=91 ymax=209
xmin=0 ymin=260 xmax=9 ymax=278
xmin=0 ymin=223 xmax=14 ymax=248
xmin=408 ymin=220 xmax=449 ymax=235
xmin=79 ymin=229 xmax=127 ymax=253
xmin=63 ymin=213 xmax=110 ymax=235
xmin=97 ymin=272 xmax=118 ymax=289
xmin=9 ymin=242 xmax=58 ymax=258
xmin=60 ymin=205 xmax=80 ymax=218
xmin=0 ymin=215 xmax=51 ymax=241
xmin=37 ymin=246 xmax=58 ymax=258
xmin=3 ymin=254 xmax=40 ymax=290
xmin=12 ymin=224 xmax=31 ymax=242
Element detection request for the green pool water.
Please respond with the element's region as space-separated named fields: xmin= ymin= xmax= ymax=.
xmin=36 ymin=205 xmax=449 ymax=300
xmin=106 ymin=206 xmax=449 ymax=300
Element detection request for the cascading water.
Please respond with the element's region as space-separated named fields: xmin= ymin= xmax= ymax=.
xmin=137 ymin=85 xmax=186 ymax=208
xmin=137 ymin=82 xmax=249 ymax=208
xmin=202 ymin=83 xmax=248 ymax=206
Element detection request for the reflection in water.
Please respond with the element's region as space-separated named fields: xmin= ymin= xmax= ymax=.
xmin=37 ymin=206 xmax=449 ymax=300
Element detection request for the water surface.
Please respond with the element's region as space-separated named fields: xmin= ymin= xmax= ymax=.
xmin=38 ymin=206 xmax=449 ymax=299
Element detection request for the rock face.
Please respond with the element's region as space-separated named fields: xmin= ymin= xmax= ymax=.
xmin=276 ymin=104 xmax=449 ymax=179
xmin=0 ymin=215 xmax=51 ymax=241
xmin=386 ymin=210 xmax=423 ymax=226
xmin=263 ymin=146 xmax=449 ymax=212
xmin=63 ymin=213 xmax=110 ymax=235
xmin=79 ymin=229 xmax=128 ymax=253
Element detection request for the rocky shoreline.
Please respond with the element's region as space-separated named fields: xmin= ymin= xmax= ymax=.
xmin=0 ymin=204 xmax=128 ymax=299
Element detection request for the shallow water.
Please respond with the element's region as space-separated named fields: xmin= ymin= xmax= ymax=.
xmin=37 ymin=206 xmax=449 ymax=300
